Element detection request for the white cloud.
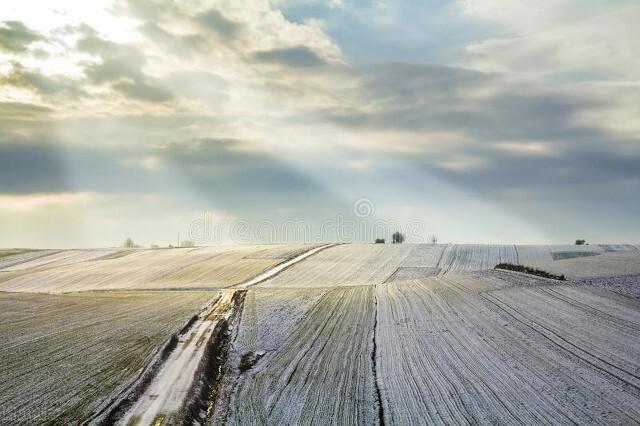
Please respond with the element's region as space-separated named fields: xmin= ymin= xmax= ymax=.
xmin=494 ymin=141 xmax=556 ymax=157
xmin=0 ymin=192 xmax=94 ymax=212
xmin=458 ymin=0 xmax=640 ymax=80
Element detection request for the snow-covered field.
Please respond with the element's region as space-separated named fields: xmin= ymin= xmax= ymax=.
xmin=1 ymin=243 xmax=639 ymax=424
xmin=0 ymin=291 xmax=213 ymax=424
xmin=0 ymin=249 xmax=118 ymax=272
xmin=533 ymin=251 xmax=640 ymax=279
xmin=216 ymin=244 xmax=640 ymax=424
xmin=0 ymin=245 xmax=314 ymax=293
xmin=375 ymin=275 xmax=640 ymax=424
xmin=259 ymin=243 xmax=413 ymax=288
xmin=228 ymin=286 xmax=377 ymax=425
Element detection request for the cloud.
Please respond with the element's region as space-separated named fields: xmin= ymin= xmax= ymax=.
xmin=252 ymin=45 xmax=326 ymax=67
xmin=303 ymin=59 xmax=640 ymax=212
xmin=0 ymin=140 xmax=69 ymax=194
xmin=0 ymin=101 xmax=52 ymax=121
xmin=457 ymin=0 xmax=640 ymax=80
xmin=157 ymin=138 xmax=322 ymax=192
xmin=494 ymin=141 xmax=556 ymax=157
xmin=113 ymin=79 xmax=173 ymax=102
xmin=0 ymin=20 xmax=41 ymax=52
xmin=0 ymin=192 xmax=94 ymax=212
xmin=1 ymin=0 xmax=639 ymax=244
xmin=0 ymin=62 xmax=84 ymax=98
xmin=195 ymin=9 xmax=242 ymax=38
xmin=77 ymin=29 xmax=174 ymax=102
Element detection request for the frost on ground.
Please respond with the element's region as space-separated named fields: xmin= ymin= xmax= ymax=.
xmin=533 ymin=251 xmax=640 ymax=279
xmin=4 ymin=243 xmax=640 ymax=425
xmin=472 ymin=269 xmax=566 ymax=289
xmin=260 ymin=244 xmax=412 ymax=288
xmin=600 ymin=244 xmax=640 ymax=253
xmin=0 ymin=249 xmax=59 ymax=270
xmin=226 ymin=287 xmax=378 ymax=425
xmin=376 ymin=275 xmax=640 ymax=425
xmin=241 ymin=244 xmax=322 ymax=260
xmin=385 ymin=266 xmax=441 ymax=283
xmin=221 ymin=245 xmax=640 ymax=425
xmin=233 ymin=288 xmax=329 ymax=354
xmin=0 ymin=291 xmax=213 ymax=424
xmin=579 ymin=273 xmax=640 ymax=299
xmin=0 ymin=249 xmax=117 ymax=272
xmin=398 ymin=244 xmax=597 ymax=274
xmin=0 ymin=245 xmax=308 ymax=293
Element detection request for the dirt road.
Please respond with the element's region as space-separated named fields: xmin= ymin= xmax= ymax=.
xmin=113 ymin=244 xmax=334 ymax=425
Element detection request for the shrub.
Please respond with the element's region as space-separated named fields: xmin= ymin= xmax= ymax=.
xmin=495 ymin=263 xmax=566 ymax=281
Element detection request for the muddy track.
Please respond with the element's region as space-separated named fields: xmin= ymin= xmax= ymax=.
xmin=86 ymin=295 xmax=221 ymax=425
xmin=109 ymin=291 xmax=242 ymax=425
xmin=182 ymin=291 xmax=246 ymax=425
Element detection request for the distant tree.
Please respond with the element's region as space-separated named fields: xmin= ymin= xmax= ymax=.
xmin=180 ymin=240 xmax=195 ymax=248
xmin=575 ymin=239 xmax=586 ymax=245
xmin=430 ymin=235 xmax=438 ymax=245
xmin=392 ymin=231 xmax=405 ymax=244
xmin=150 ymin=244 xmax=159 ymax=249
xmin=122 ymin=238 xmax=137 ymax=248
xmin=375 ymin=238 xmax=385 ymax=244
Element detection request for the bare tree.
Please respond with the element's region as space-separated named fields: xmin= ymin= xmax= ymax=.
xmin=122 ymin=238 xmax=137 ymax=248
xmin=392 ymin=231 xmax=405 ymax=244
xmin=430 ymin=235 xmax=438 ymax=245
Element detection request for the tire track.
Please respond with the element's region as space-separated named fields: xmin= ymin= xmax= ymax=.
xmin=481 ymin=291 xmax=640 ymax=393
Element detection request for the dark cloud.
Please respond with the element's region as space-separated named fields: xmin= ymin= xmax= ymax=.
xmin=113 ymin=79 xmax=173 ymax=102
xmin=320 ymin=63 xmax=606 ymax=142
xmin=78 ymin=34 xmax=145 ymax=82
xmin=195 ymin=9 xmax=242 ymax=38
xmin=308 ymin=62 xmax=640 ymax=219
xmin=158 ymin=139 xmax=319 ymax=192
xmin=0 ymin=21 xmax=41 ymax=52
xmin=77 ymin=30 xmax=174 ymax=103
xmin=139 ymin=23 xmax=213 ymax=58
xmin=0 ymin=132 xmax=334 ymax=216
xmin=252 ymin=46 xmax=326 ymax=67
xmin=0 ymin=101 xmax=51 ymax=119
xmin=155 ymin=138 xmax=346 ymax=216
xmin=0 ymin=62 xmax=84 ymax=98
xmin=0 ymin=140 xmax=69 ymax=194
xmin=363 ymin=63 xmax=491 ymax=102
xmin=0 ymin=102 xmax=54 ymax=136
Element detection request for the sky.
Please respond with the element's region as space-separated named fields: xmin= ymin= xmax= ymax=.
xmin=0 ymin=0 xmax=639 ymax=247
